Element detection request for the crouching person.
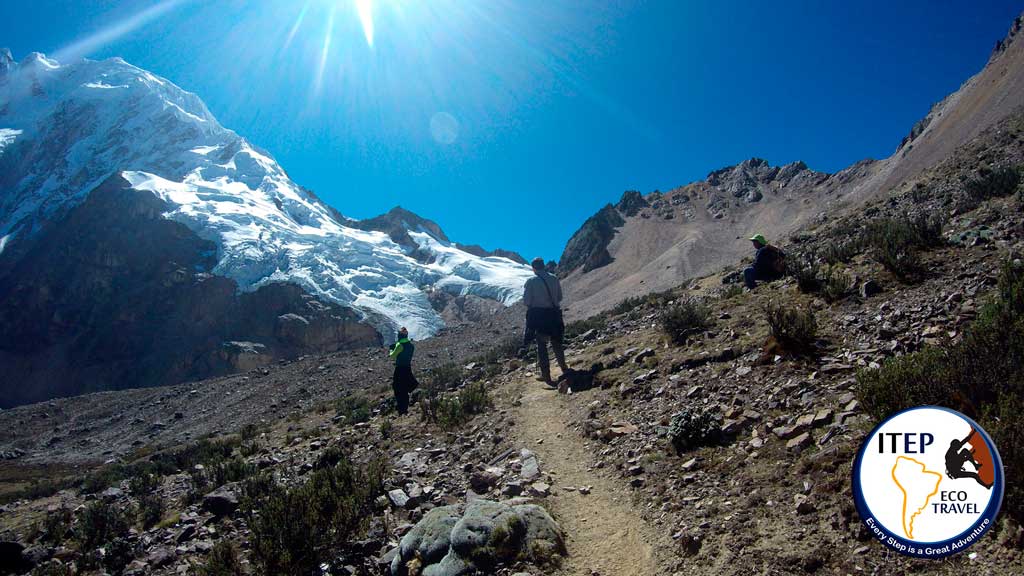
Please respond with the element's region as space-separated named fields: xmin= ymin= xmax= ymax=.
xmin=743 ymin=233 xmax=786 ymax=289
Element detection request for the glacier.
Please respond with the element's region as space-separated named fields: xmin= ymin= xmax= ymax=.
xmin=0 ymin=51 xmax=533 ymax=338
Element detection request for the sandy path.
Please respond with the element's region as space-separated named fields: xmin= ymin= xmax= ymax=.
xmin=512 ymin=377 xmax=664 ymax=576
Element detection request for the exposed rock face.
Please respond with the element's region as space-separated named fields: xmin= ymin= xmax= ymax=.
xmin=454 ymin=243 xmax=527 ymax=265
xmin=0 ymin=176 xmax=380 ymax=407
xmin=616 ymin=190 xmax=649 ymax=217
xmin=706 ymin=158 xmax=827 ymax=204
xmin=350 ymin=206 xmax=449 ymax=262
xmin=558 ymin=204 xmax=626 ymax=274
xmin=389 ymin=499 xmax=565 ymax=576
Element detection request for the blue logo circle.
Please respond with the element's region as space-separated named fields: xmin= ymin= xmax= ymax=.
xmin=851 ymin=405 xmax=1003 ymax=558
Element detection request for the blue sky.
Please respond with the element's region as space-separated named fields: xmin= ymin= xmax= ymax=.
xmin=3 ymin=1 xmax=1021 ymax=259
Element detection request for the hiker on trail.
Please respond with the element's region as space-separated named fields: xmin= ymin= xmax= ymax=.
xmin=743 ymin=233 xmax=786 ymax=289
xmin=389 ymin=327 xmax=419 ymax=416
xmin=523 ymin=257 xmax=571 ymax=387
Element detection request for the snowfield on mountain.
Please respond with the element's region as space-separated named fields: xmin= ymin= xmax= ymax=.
xmin=0 ymin=50 xmax=532 ymax=337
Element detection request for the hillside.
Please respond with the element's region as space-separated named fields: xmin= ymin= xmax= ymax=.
xmin=558 ymin=13 xmax=1024 ymax=318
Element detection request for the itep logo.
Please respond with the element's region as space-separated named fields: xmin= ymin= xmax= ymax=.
xmin=852 ymin=406 xmax=1004 ymax=558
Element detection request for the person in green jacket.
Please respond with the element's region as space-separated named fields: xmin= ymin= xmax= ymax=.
xmin=388 ymin=327 xmax=419 ymax=415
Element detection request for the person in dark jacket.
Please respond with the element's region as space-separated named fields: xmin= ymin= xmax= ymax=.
xmin=523 ymin=257 xmax=571 ymax=386
xmin=743 ymin=234 xmax=786 ymax=289
xmin=389 ymin=327 xmax=419 ymax=415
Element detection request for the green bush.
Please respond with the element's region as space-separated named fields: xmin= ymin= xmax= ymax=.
xmin=239 ymin=423 xmax=261 ymax=441
xmin=668 ymin=408 xmax=723 ymax=454
xmin=246 ymin=453 xmax=384 ymax=576
xmin=127 ymin=472 xmax=159 ymax=497
xmin=609 ymin=295 xmax=646 ymax=316
xmin=856 ymin=260 xmax=1024 ymax=522
xmin=821 ymin=265 xmax=854 ymax=303
xmin=211 ymin=456 xmax=254 ymax=487
xmin=789 ymin=251 xmax=821 ymax=294
xmin=428 ymin=362 xmax=464 ymax=390
xmin=138 ymin=493 xmax=165 ymax=529
xmin=564 ymin=315 xmax=608 ymax=340
xmin=36 ymin=508 xmax=73 ymax=546
xmin=764 ymin=302 xmax=817 ymax=354
xmin=200 ymin=541 xmax=245 ymax=576
xmin=659 ymin=298 xmax=712 ymax=344
xmin=820 ymin=239 xmax=862 ymax=266
xmin=335 ymin=394 xmax=371 ymax=424
xmin=863 ymin=215 xmax=943 ymax=281
xmin=435 ymin=381 xmax=493 ymax=431
xmin=964 ymin=166 xmax=1021 ymax=202
xmin=29 ymin=563 xmax=75 ymax=576
xmin=76 ymin=501 xmax=131 ymax=551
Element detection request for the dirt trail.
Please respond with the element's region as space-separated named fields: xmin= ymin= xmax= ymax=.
xmin=512 ymin=376 xmax=664 ymax=576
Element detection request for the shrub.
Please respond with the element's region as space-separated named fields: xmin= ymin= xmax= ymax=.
xmin=200 ymin=541 xmax=245 ymax=576
xmin=668 ymin=408 xmax=723 ymax=454
xmin=102 ymin=537 xmax=137 ymax=573
xmin=821 ymin=265 xmax=854 ymax=303
xmin=964 ymin=165 xmax=1021 ymax=202
xmin=435 ymin=381 xmax=493 ymax=431
xmin=138 ymin=493 xmax=165 ymax=529
xmin=76 ymin=501 xmax=131 ymax=551
xmin=428 ymin=363 xmax=464 ymax=390
xmin=211 ymin=457 xmax=255 ymax=487
xmin=718 ymin=283 xmax=744 ymax=300
xmin=856 ymin=260 xmax=1024 ymax=522
xmin=863 ymin=215 xmax=943 ymax=281
xmin=764 ymin=302 xmax=817 ymax=354
xmin=609 ymin=295 xmax=647 ymax=316
xmin=564 ymin=315 xmax=608 ymax=340
xmin=788 ymin=251 xmax=821 ymax=294
xmin=128 ymin=472 xmax=159 ymax=497
xmin=246 ymin=453 xmax=384 ymax=575
xmin=239 ymin=423 xmax=261 ymax=441
xmin=29 ymin=563 xmax=75 ymax=576
xmin=659 ymin=298 xmax=712 ymax=344
xmin=335 ymin=394 xmax=371 ymax=425
xmin=820 ymin=239 xmax=862 ymax=266
xmin=36 ymin=508 xmax=73 ymax=546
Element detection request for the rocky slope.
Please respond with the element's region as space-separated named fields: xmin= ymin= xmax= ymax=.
xmin=558 ymin=13 xmax=1024 ymax=318
xmin=559 ymin=158 xmax=877 ymax=318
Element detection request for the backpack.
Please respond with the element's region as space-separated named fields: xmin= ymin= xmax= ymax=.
xmin=769 ymin=246 xmax=786 ymax=275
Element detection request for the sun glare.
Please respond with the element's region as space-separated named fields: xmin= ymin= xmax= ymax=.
xmin=355 ymin=0 xmax=374 ymax=47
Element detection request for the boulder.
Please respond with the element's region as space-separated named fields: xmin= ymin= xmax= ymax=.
xmin=390 ymin=500 xmax=565 ymax=576
xmin=202 ymin=484 xmax=240 ymax=517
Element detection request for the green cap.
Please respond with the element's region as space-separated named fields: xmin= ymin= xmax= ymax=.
xmin=749 ymin=234 xmax=767 ymax=245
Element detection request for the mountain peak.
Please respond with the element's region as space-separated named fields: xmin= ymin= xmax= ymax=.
xmin=20 ymin=52 xmax=59 ymax=70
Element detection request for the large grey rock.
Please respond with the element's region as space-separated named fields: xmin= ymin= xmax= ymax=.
xmin=390 ymin=500 xmax=565 ymax=576
xmin=202 ymin=484 xmax=240 ymax=517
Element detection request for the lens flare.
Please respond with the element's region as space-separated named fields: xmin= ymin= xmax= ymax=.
xmin=54 ymin=0 xmax=190 ymax=62
xmin=355 ymin=0 xmax=374 ymax=47
xmin=283 ymin=2 xmax=311 ymax=51
xmin=315 ymin=4 xmax=337 ymax=94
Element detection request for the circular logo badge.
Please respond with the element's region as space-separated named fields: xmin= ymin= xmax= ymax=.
xmin=852 ymin=406 xmax=1004 ymax=558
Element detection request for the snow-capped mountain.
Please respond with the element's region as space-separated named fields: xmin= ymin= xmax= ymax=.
xmin=0 ymin=51 xmax=532 ymax=338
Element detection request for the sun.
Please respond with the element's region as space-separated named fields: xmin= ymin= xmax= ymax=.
xmin=355 ymin=0 xmax=374 ymax=47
